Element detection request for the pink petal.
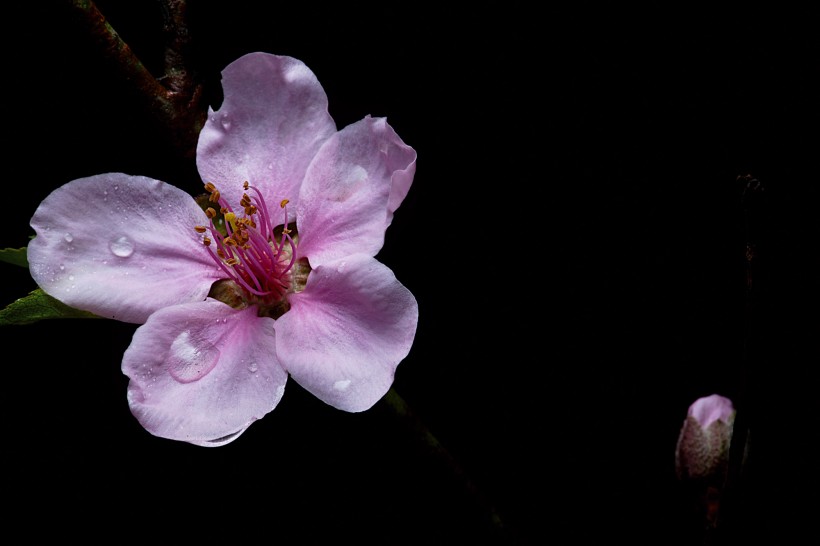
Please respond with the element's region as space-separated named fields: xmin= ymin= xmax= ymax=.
xmin=123 ymin=300 xmax=287 ymax=446
xmin=688 ymin=394 xmax=735 ymax=428
xmin=295 ymin=116 xmax=417 ymax=267
xmin=275 ymin=254 xmax=418 ymax=412
xmin=28 ymin=173 xmax=221 ymax=323
xmin=196 ymin=52 xmax=337 ymax=221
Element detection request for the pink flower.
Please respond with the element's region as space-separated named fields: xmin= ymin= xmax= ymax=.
xmin=27 ymin=53 xmax=418 ymax=446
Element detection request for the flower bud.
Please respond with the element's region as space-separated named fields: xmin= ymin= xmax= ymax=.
xmin=675 ymin=394 xmax=736 ymax=484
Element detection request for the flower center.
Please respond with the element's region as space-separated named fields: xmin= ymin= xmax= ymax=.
xmin=195 ymin=181 xmax=309 ymax=318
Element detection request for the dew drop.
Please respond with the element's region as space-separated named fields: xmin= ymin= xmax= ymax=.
xmin=68 ymin=275 xmax=75 ymax=281
xmin=167 ymin=330 xmax=220 ymax=383
xmin=63 ymin=233 xmax=74 ymax=243
xmin=247 ymin=361 xmax=259 ymax=373
xmin=220 ymin=115 xmax=231 ymax=131
xmin=333 ymin=379 xmax=351 ymax=391
xmin=109 ymin=236 xmax=135 ymax=258
xmin=59 ymin=264 xmax=65 ymax=271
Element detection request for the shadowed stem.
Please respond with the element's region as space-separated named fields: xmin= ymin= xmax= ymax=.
xmin=381 ymin=388 xmax=515 ymax=543
xmin=62 ymin=0 xmax=205 ymax=160
xmin=718 ymin=174 xmax=764 ymax=543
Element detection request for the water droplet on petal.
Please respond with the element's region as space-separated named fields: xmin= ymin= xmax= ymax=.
xmin=167 ymin=330 xmax=220 ymax=383
xmin=333 ymin=379 xmax=351 ymax=391
xmin=63 ymin=233 xmax=74 ymax=243
xmin=247 ymin=361 xmax=258 ymax=373
xmin=109 ymin=236 xmax=135 ymax=258
xmin=220 ymin=115 xmax=231 ymax=131
xmin=68 ymin=275 xmax=74 ymax=281
xmin=59 ymin=264 xmax=65 ymax=271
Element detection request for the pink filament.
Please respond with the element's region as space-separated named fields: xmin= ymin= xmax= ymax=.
xmin=202 ymin=185 xmax=295 ymax=302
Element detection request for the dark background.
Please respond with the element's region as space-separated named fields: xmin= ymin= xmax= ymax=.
xmin=4 ymin=2 xmax=817 ymax=544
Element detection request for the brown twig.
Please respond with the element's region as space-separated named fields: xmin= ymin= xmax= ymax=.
xmin=62 ymin=0 xmax=205 ymax=159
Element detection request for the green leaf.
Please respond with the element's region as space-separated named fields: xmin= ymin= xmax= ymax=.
xmin=0 ymin=247 xmax=28 ymax=268
xmin=0 ymin=289 xmax=103 ymax=325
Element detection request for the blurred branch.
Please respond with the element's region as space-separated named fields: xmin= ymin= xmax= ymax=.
xmin=381 ymin=388 xmax=519 ymax=544
xmin=717 ymin=174 xmax=765 ymax=543
xmin=62 ymin=0 xmax=205 ymax=159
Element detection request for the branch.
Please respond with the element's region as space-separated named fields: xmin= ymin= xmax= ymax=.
xmin=380 ymin=388 xmax=519 ymax=543
xmin=62 ymin=0 xmax=205 ymax=159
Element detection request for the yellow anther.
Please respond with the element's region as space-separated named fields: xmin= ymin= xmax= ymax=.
xmin=194 ymin=225 xmax=207 ymax=233
xmin=203 ymin=236 xmax=212 ymax=246
xmin=205 ymin=207 xmax=217 ymax=219
xmin=280 ymin=199 xmax=289 ymax=208
xmin=243 ymin=181 xmax=249 ymax=190
xmin=226 ymin=258 xmax=239 ymax=266
xmin=208 ymin=189 xmax=221 ymax=203
xmin=204 ymin=182 xmax=217 ymax=193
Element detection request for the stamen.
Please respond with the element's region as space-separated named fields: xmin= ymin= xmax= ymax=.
xmin=198 ymin=181 xmax=301 ymax=307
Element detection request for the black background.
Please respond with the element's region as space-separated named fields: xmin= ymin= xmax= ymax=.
xmin=4 ymin=2 xmax=818 ymax=544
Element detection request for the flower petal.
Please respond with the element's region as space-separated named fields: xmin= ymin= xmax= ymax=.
xmin=196 ymin=52 xmax=337 ymax=219
xmin=28 ymin=173 xmax=221 ymax=323
xmin=295 ymin=116 xmax=416 ymax=267
xmin=275 ymin=254 xmax=418 ymax=412
xmin=123 ymin=299 xmax=287 ymax=446
xmin=688 ymin=394 xmax=735 ymax=428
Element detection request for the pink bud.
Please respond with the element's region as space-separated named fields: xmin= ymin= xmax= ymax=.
xmin=675 ymin=394 xmax=736 ymax=482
